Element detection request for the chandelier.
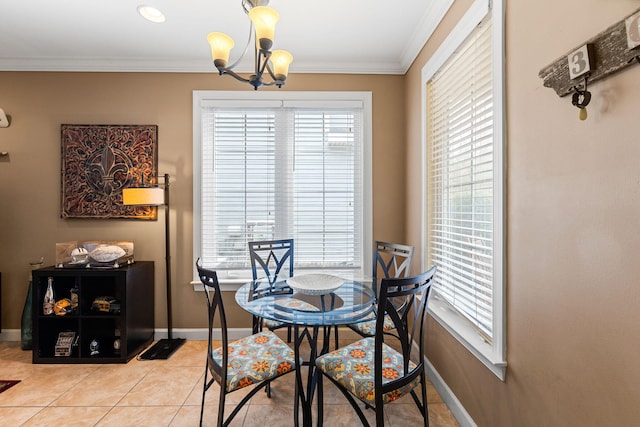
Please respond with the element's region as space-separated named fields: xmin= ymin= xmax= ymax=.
xmin=207 ymin=0 xmax=293 ymax=90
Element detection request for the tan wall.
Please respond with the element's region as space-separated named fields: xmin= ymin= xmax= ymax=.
xmin=0 ymin=72 xmax=406 ymax=330
xmin=405 ymin=0 xmax=640 ymax=425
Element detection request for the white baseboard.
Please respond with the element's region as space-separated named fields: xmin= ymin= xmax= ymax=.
xmin=155 ymin=328 xmax=249 ymax=341
xmin=425 ymin=357 xmax=477 ymax=427
xmin=0 ymin=328 xmax=227 ymax=343
xmin=0 ymin=326 xmax=360 ymax=343
xmin=0 ymin=329 xmax=21 ymax=341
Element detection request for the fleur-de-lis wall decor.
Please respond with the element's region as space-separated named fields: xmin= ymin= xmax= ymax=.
xmin=61 ymin=124 xmax=158 ymax=219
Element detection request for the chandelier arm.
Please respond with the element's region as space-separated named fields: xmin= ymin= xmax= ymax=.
xmin=226 ymin=23 xmax=254 ymax=71
xmin=218 ymin=68 xmax=252 ymax=85
xmin=264 ymin=62 xmax=278 ymax=81
xmin=259 ymin=80 xmax=280 ymax=87
xmin=256 ymin=50 xmax=271 ymax=79
xmin=254 ymin=45 xmax=261 ymax=76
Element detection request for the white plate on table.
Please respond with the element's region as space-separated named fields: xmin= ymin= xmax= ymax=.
xmin=287 ymin=274 xmax=345 ymax=295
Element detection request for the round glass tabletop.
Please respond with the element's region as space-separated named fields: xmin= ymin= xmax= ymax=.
xmin=235 ymin=278 xmax=375 ymax=327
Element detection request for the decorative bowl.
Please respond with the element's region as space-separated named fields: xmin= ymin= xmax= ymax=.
xmin=287 ymin=274 xmax=345 ymax=295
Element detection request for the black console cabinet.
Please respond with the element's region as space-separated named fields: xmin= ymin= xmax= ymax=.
xmin=32 ymin=261 xmax=154 ymax=363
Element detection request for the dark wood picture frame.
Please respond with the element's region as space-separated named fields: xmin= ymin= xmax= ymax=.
xmin=61 ymin=124 xmax=158 ymax=219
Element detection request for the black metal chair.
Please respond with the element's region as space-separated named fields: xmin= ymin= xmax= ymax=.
xmin=248 ymin=239 xmax=294 ymax=342
xmin=315 ymin=267 xmax=436 ymax=427
xmin=197 ymin=261 xmax=298 ymax=427
xmin=348 ymin=241 xmax=414 ymax=337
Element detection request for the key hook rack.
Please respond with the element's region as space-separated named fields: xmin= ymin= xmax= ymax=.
xmin=539 ymin=8 xmax=640 ymax=120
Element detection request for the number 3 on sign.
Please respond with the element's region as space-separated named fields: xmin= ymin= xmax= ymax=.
xmin=567 ymin=44 xmax=592 ymax=80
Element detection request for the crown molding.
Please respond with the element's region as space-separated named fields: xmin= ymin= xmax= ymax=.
xmin=0 ymin=57 xmax=406 ymax=75
xmin=399 ymin=0 xmax=455 ymax=73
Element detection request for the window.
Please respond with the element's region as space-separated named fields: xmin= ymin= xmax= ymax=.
xmin=193 ymin=91 xmax=372 ymax=286
xmin=422 ymin=0 xmax=506 ymax=379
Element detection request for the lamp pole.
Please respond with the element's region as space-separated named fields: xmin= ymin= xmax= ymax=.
xmin=153 ymin=172 xmax=185 ymax=358
xmin=163 ymin=173 xmax=173 ymax=340
xmin=122 ymin=173 xmax=185 ymax=359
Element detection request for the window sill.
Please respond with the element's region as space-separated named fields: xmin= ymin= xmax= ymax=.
xmin=428 ymin=297 xmax=506 ymax=381
xmin=192 ymin=270 xmax=368 ymax=292
xmin=192 ymin=278 xmax=245 ymax=292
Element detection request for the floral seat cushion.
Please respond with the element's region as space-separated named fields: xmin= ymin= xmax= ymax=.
xmin=315 ymin=337 xmax=420 ymax=407
xmin=350 ymin=312 xmax=396 ymax=336
xmin=262 ymin=318 xmax=289 ymax=330
xmin=275 ymin=298 xmax=321 ymax=312
xmin=210 ymin=331 xmax=296 ymax=393
xmin=264 ymin=298 xmax=319 ymax=330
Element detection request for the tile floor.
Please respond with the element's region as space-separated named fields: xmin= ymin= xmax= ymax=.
xmin=0 ymin=337 xmax=460 ymax=426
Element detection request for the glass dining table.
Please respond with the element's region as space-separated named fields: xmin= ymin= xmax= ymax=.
xmin=235 ymin=276 xmax=375 ymax=427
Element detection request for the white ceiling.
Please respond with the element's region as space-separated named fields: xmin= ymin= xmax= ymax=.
xmin=0 ymin=0 xmax=452 ymax=75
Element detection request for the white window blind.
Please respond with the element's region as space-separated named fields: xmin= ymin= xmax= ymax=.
xmin=427 ymin=16 xmax=494 ymax=340
xmin=291 ymin=110 xmax=362 ymax=269
xmin=198 ymin=101 xmax=364 ymax=277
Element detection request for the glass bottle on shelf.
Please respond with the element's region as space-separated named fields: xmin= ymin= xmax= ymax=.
xmin=43 ymin=277 xmax=55 ymax=315
xmin=21 ymin=257 xmax=44 ymax=350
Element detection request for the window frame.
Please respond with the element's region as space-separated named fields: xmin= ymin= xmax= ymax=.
xmin=421 ymin=0 xmax=507 ymax=380
xmin=193 ymin=90 xmax=373 ymax=291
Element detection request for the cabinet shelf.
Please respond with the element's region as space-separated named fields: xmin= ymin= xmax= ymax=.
xmin=32 ymin=261 xmax=155 ymax=364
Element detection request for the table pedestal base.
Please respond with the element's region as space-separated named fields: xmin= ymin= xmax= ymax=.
xmin=293 ymin=325 xmax=334 ymax=427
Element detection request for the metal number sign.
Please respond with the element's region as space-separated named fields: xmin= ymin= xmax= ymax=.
xmin=626 ymin=11 xmax=640 ymax=49
xmin=567 ymin=44 xmax=592 ymax=80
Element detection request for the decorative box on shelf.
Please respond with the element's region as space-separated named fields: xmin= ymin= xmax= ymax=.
xmin=56 ymin=240 xmax=134 ymax=269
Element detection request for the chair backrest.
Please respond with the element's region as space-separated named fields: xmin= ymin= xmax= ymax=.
xmin=374 ymin=266 xmax=436 ymax=407
xmin=196 ymin=261 xmax=228 ymax=382
xmin=248 ymin=239 xmax=294 ymax=284
xmin=373 ymin=241 xmax=414 ymax=299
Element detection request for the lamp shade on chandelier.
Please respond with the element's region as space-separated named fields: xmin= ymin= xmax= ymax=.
xmin=207 ymin=0 xmax=293 ymax=90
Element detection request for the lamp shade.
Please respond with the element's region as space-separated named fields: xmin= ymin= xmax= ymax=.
xmin=270 ymin=50 xmax=293 ymax=80
xmin=122 ymin=187 xmax=165 ymax=206
xmin=248 ymin=6 xmax=279 ymax=51
xmin=207 ymin=32 xmax=235 ymax=67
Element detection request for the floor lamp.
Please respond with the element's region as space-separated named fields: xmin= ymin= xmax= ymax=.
xmin=123 ymin=173 xmax=186 ymax=359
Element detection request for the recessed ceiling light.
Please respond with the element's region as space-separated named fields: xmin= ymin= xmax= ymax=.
xmin=138 ymin=5 xmax=166 ymax=23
